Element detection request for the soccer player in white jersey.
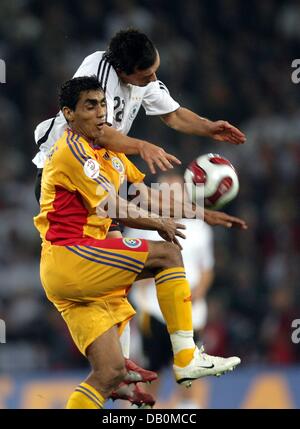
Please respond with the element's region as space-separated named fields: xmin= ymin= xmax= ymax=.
xmin=32 ymin=29 xmax=246 ymax=407
xmin=124 ymin=172 xmax=215 ymax=408
xmin=33 ymin=29 xmax=245 ymax=176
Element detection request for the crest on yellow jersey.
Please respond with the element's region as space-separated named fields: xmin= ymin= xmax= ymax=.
xmin=111 ymin=157 xmax=125 ymax=174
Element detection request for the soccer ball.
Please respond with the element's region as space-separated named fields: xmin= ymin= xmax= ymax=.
xmin=184 ymin=153 xmax=239 ymax=209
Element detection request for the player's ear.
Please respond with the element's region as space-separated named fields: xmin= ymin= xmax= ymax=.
xmin=62 ymin=106 xmax=74 ymax=123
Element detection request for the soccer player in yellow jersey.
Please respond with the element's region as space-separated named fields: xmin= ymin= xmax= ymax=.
xmin=34 ymin=76 xmax=247 ymax=409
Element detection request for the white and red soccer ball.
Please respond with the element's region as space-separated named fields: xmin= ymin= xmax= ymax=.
xmin=184 ymin=153 xmax=239 ymax=209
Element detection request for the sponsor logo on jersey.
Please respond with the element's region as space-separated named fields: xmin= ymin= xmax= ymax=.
xmin=123 ymin=238 xmax=142 ymax=249
xmin=83 ymin=158 xmax=100 ymax=179
xmin=111 ymin=157 xmax=125 ymax=173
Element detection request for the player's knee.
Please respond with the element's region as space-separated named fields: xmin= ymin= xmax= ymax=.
xmin=162 ymin=242 xmax=183 ymax=268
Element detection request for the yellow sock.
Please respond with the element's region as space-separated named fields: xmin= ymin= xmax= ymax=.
xmin=155 ymin=267 xmax=195 ymax=366
xmin=66 ymin=382 xmax=105 ymax=409
xmin=155 ymin=267 xmax=193 ymax=332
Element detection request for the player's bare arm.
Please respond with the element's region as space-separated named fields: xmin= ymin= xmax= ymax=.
xmin=130 ymin=183 xmax=248 ymax=229
xmin=122 ymin=216 xmax=186 ymax=250
xmin=96 ymin=193 xmax=186 ymax=249
xmin=203 ymin=208 xmax=247 ymax=229
xmin=97 ymin=124 xmax=181 ymax=174
xmin=161 ymin=107 xmax=246 ymax=145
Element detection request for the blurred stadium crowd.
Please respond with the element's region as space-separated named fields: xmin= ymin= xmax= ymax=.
xmin=1 ymin=0 xmax=300 ymax=373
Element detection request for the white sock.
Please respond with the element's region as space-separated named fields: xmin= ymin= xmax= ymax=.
xmin=119 ymin=322 xmax=130 ymax=358
xmin=170 ymin=330 xmax=195 ymax=355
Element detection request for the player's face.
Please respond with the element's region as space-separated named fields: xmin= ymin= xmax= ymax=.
xmin=69 ymin=89 xmax=107 ymax=140
xmin=119 ymin=51 xmax=160 ymax=87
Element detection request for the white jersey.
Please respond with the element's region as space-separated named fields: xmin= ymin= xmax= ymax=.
xmin=32 ymin=51 xmax=180 ymax=168
xmin=124 ymin=219 xmax=214 ymax=330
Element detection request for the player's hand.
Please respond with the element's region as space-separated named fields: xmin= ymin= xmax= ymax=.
xmin=158 ymin=219 xmax=186 ymax=249
xmin=208 ymin=120 xmax=246 ymax=145
xmin=204 ymin=209 xmax=248 ymax=229
xmin=139 ymin=141 xmax=181 ymax=174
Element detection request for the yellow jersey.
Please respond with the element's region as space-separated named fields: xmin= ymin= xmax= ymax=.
xmin=34 ymin=128 xmax=145 ymax=245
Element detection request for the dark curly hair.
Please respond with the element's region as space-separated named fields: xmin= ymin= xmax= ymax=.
xmin=104 ymin=29 xmax=157 ymax=75
xmin=59 ymin=76 xmax=103 ymax=110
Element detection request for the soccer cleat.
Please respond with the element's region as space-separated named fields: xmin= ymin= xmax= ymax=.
xmin=124 ymin=358 xmax=158 ymax=384
xmin=174 ymin=346 xmax=241 ymax=387
xmin=110 ymin=382 xmax=155 ymax=408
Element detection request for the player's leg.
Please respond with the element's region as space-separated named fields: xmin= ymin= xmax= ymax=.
xmin=41 ymin=239 xmax=156 ymax=406
xmin=139 ymin=312 xmax=173 ymax=399
xmin=136 ymin=240 xmax=240 ymax=386
xmin=40 ymin=242 xmax=138 ymax=408
xmin=137 ymin=240 xmax=195 ymax=369
xmin=110 ymin=319 xmax=157 ymax=408
xmin=168 ymin=307 xmax=209 ymax=408
xmin=119 ymin=320 xmax=130 ymax=359
xmin=67 ymin=325 xmax=126 ymax=408
xmin=119 ymin=321 xmax=157 ymax=383
xmin=85 ymin=326 xmax=126 ymax=396
xmin=95 ymin=230 xmax=158 ymax=405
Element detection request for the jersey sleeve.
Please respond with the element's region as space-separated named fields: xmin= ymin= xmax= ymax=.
xmin=118 ymin=154 xmax=145 ymax=183
xmin=33 ymin=112 xmax=69 ymax=167
xmin=142 ymin=80 xmax=180 ymax=116
xmin=58 ymin=139 xmax=113 ymax=209
xmin=73 ymin=51 xmax=103 ymax=78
